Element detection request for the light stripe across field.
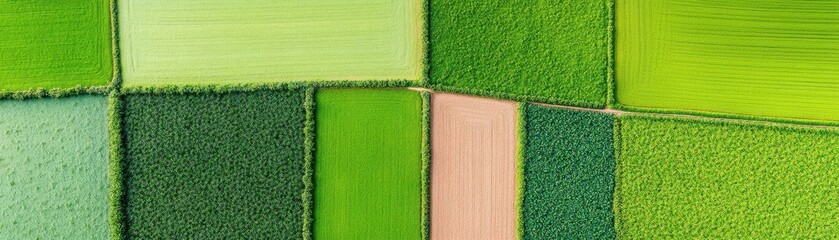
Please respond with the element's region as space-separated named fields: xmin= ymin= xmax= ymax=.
xmin=119 ymin=0 xmax=423 ymax=86
xmin=616 ymin=0 xmax=839 ymax=122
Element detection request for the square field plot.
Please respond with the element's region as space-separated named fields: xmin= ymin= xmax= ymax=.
xmin=315 ymin=89 xmax=423 ymax=239
xmin=0 ymin=96 xmax=109 ymax=239
xmin=122 ymin=90 xmax=306 ymax=239
xmin=617 ymin=115 xmax=839 ymax=239
xmin=0 ymin=1 xmax=113 ymax=91
xmin=430 ymin=93 xmax=518 ymax=239
xmin=522 ymin=105 xmax=615 ymax=239
xmin=430 ymin=0 xmax=609 ymax=106
xmin=119 ymin=0 xmax=423 ymax=86
xmin=616 ymin=1 xmax=839 ymax=122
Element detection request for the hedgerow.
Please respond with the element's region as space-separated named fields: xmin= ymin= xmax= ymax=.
xmin=522 ymin=104 xmax=616 ymax=239
xmin=0 ymin=95 xmax=110 ymax=239
xmin=122 ymin=89 xmax=306 ymax=239
xmin=429 ymin=0 xmax=609 ymax=107
xmin=617 ymin=114 xmax=839 ymax=239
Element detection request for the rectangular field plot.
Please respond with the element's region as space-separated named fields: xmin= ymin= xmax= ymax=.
xmin=0 ymin=0 xmax=112 ymax=91
xmin=0 ymin=96 xmax=109 ymax=239
xmin=119 ymin=0 xmax=423 ymax=86
xmin=430 ymin=93 xmax=518 ymax=239
xmin=616 ymin=0 xmax=839 ymax=122
xmin=122 ymin=90 xmax=306 ymax=239
xmin=522 ymin=105 xmax=615 ymax=239
xmin=617 ymin=115 xmax=839 ymax=239
xmin=430 ymin=0 xmax=608 ymax=106
xmin=314 ymin=89 xmax=423 ymax=239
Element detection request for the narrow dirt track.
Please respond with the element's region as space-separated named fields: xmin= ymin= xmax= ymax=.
xmin=430 ymin=93 xmax=518 ymax=240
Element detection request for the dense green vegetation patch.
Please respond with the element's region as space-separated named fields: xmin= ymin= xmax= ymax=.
xmin=617 ymin=114 xmax=839 ymax=239
xmin=616 ymin=0 xmax=839 ymax=122
xmin=0 ymin=96 xmax=109 ymax=239
xmin=122 ymin=90 xmax=306 ymax=239
xmin=315 ymin=89 xmax=423 ymax=239
xmin=522 ymin=105 xmax=615 ymax=239
xmin=430 ymin=0 xmax=609 ymax=107
xmin=0 ymin=0 xmax=112 ymax=92
xmin=119 ymin=0 xmax=423 ymax=86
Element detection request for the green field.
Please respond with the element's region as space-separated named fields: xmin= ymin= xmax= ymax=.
xmin=315 ymin=89 xmax=423 ymax=239
xmin=0 ymin=96 xmax=109 ymax=239
xmin=0 ymin=0 xmax=112 ymax=91
xmin=616 ymin=0 xmax=839 ymax=122
xmin=522 ymin=105 xmax=615 ymax=239
xmin=122 ymin=90 xmax=306 ymax=239
xmin=119 ymin=0 xmax=423 ymax=86
xmin=430 ymin=0 xmax=608 ymax=107
xmin=617 ymin=115 xmax=839 ymax=239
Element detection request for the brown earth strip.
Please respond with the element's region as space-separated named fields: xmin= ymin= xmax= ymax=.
xmin=430 ymin=93 xmax=518 ymax=240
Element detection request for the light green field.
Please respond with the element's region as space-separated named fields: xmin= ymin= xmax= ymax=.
xmin=617 ymin=115 xmax=839 ymax=239
xmin=315 ymin=89 xmax=423 ymax=239
xmin=0 ymin=96 xmax=109 ymax=239
xmin=616 ymin=0 xmax=839 ymax=122
xmin=0 ymin=0 xmax=112 ymax=91
xmin=119 ymin=0 xmax=423 ymax=86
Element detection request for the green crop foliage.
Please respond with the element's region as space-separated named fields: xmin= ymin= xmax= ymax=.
xmin=0 ymin=95 xmax=109 ymax=239
xmin=119 ymin=0 xmax=423 ymax=86
xmin=615 ymin=0 xmax=839 ymax=122
xmin=617 ymin=114 xmax=839 ymax=239
xmin=315 ymin=88 xmax=423 ymax=239
xmin=430 ymin=0 xmax=609 ymax=107
xmin=0 ymin=0 xmax=113 ymax=92
xmin=522 ymin=104 xmax=615 ymax=239
xmin=122 ymin=90 xmax=306 ymax=239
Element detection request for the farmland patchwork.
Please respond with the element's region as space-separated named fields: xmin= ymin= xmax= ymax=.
xmin=0 ymin=0 xmax=837 ymax=239
xmin=0 ymin=96 xmax=109 ymax=239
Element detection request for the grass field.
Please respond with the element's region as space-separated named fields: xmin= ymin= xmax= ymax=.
xmin=315 ymin=89 xmax=423 ymax=239
xmin=0 ymin=96 xmax=109 ymax=239
xmin=122 ymin=90 xmax=306 ymax=239
xmin=119 ymin=0 xmax=423 ymax=86
xmin=522 ymin=105 xmax=615 ymax=239
xmin=617 ymin=114 xmax=839 ymax=239
xmin=0 ymin=0 xmax=112 ymax=91
xmin=616 ymin=0 xmax=839 ymax=122
xmin=430 ymin=0 xmax=609 ymax=107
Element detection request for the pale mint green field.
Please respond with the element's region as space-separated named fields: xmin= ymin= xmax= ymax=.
xmin=0 ymin=96 xmax=109 ymax=239
xmin=119 ymin=0 xmax=423 ymax=86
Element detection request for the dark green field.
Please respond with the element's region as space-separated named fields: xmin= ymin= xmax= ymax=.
xmin=522 ymin=105 xmax=615 ymax=239
xmin=122 ymin=90 xmax=306 ymax=239
xmin=430 ymin=0 xmax=609 ymax=107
